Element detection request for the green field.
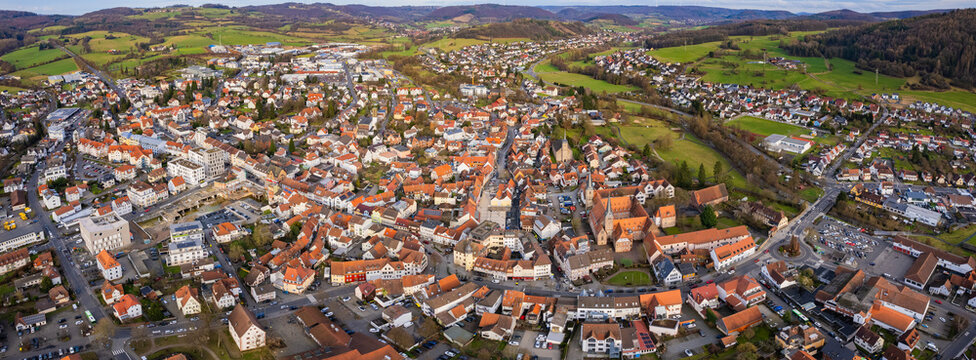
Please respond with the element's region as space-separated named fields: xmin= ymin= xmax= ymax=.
xmin=0 ymin=85 xmax=28 ymax=93
xmin=901 ymin=90 xmax=976 ymax=114
xmin=65 ymin=31 xmax=150 ymax=53
xmin=0 ymin=46 xmax=66 ymax=69
xmin=726 ymin=116 xmax=811 ymax=137
xmin=12 ymin=58 xmax=78 ymax=80
xmin=605 ymin=120 xmax=749 ymax=189
xmin=423 ymin=38 xmax=487 ymax=52
xmin=648 ymin=41 xmax=722 ymax=63
xmin=538 ymin=71 xmax=635 ymax=94
xmin=606 ymin=271 xmax=652 ymax=286
xmin=196 ymin=26 xmax=313 ymax=46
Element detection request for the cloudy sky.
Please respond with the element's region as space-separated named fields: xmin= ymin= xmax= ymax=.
xmin=2 ymin=0 xmax=971 ymax=16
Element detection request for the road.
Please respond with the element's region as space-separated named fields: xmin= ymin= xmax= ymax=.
xmin=56 ymin=45 xmax=127 ymax=105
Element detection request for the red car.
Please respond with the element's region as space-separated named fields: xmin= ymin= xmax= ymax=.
xmin=706 ymin=279 xmax=714 ymax=284
xmin=934 ymin=299 xmax=942 ymax=304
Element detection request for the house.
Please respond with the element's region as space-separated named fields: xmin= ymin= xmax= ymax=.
xmin=710 ymin=237 xmax=756 ymax=271
xmin=381 ymin=305 xmax=412 ymax=328
xmin=479 ymin=313 xmax=516 ymax=341
xmin=761 ymin=261 xmax=797 ymax=290
xmin=213 ymin=222 xmax=245 ymax=243
xmin=653 ymin=205 xmax=676 ymax=228
xmin=175 ymin=285 xmax=202 ymax=315
xmin=48 ymin=285 xmax=70 ymax=306
xmin=532 ymin=215 xmax=560 ymax=240
xmin=101 ymin=281 xmax=123 ymax=304
xmin=717 ymin=275 xmax=766 ymax=311
xmin=580 ymin=322 xmax=622 ymax=356
xmin=112 ymin=294 xmax=143 ymax=321
xmin=692 ymin=184 xmax=728 ymax=208
xmin=776 ymin=325 xmax=826 ymax=355
xmin=211 ymin=280 xmax=237 ymax=309
xmin=228 ymin=304 xmax=266 ymax=351
xmin=854 ymin=325 xmax=884 ymax=354
xmin=652 ymin=258 xmax=682 ymax=287
xmin=718 ymin=306 xmax=762 ymax=335
xmin=15 ymin=313 xmax=47 ymax=331
xmin=96 ymin=250 xmax=123 ymax=281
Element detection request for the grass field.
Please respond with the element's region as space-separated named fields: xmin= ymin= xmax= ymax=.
xmin=12 ymin=58 xmax=78 ymax=80
xmin=606 ymin=271 xmax=652 ymax=286
xmin=901 ymin=90 xmax=976 ymax=114
xmin=648 ymin=41 xmax=722 ymax=63
xmin=726 ymin=116 xmax=811 ymax=137
xmin=196 ymin=26 xmax=313 ymax=46
xmin=607 ymin=120 xmax=749 ymax=189
xmin=538 ymin=71 xmax=635 ymax=94
xmin=64 ymin=31 xmax=149 ymax=53
xmin=0 ymin=46 xmax=66 ymax=69
xmin=423 ymin=38 xmax=486 ymax=52
xmin=0 ymin=85 xmax=28 ymax=93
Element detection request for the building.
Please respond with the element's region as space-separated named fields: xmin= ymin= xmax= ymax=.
xmin=580 ymin=322 xmax=622 ymax=357
xmin=228 ymin=304 xmax=266 ymax=351
xmin=764 ymin=134 xmax=813 ymax=154
xmin=96 ymin=250 xmax=124 ymax=281
xmin=854 ymin=325 xmax=883 ymax=354
xmin=710 ymin=237 xmax=757 ymax=271
xmin=776 ymin=325 xmax=826 ymax=355
xmin=188 ymin=147 xmax=226 ymax=180
xmin=589 ymin=194 xmax=652 ymax=252
xmin=112 ymin=294 xmax=143 ymax=321
xmin=213 ymin=222 xmax=245 ymax=243
xmin=276 ymin=265 xmax=315 ymax=294
xmin=0 ymin=228 xmax=45 ymax=253
xmin=175 ymin=285 xmax=201 ymax=315
xmin=692 ymin=184 xmax=729 ymax=209
xmin=652 ymin=258 xmax=682 ymax=287
xmin=80 ymin=213 xmax=131 ymax=254
xmin=717 ymin=275 xmax=766 ymax=311
xmin=0 ymin=248 xmax=30 ymax=276
xmin=718 ymin=306 xmax=762 ymax=335
xmin=167 ymin=222 xmax=208 ymax=266
xmin=653 ymin=205 xmax=676 ymax=228
xmin=761 ymin=260 xmax=797 ymax=290
xmin=168 ymin=158 xmax=207 ymax=187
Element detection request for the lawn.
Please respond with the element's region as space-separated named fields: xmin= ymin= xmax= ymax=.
xmin=533 ymin=60 xmax=560 ymax=73
xmin=0 ymin=85 xmax=28 ymax=93
xmin=910 ymin=235 xmax=972 ymax=257
xmin=1 ymin=45 xmax=67 ymax=69
xmin=12 ymin=58 xmax=79 ymax=80
xmin=606 ymin=271 xmax=652 ymax=286
xmin=537 ymin=71 xmax=636 ymax=94
xmin=726 ymin=116 xmax=811 ymax=137
xmin=647 ymin=41 xmax=722 ymax=64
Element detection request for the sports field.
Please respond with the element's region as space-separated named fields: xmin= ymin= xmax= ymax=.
xmin=726 ymin=116 xmax=810 ymax=137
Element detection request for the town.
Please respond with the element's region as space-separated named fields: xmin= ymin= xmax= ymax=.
xmin=0 ymin=4 xmax=976 ymax=360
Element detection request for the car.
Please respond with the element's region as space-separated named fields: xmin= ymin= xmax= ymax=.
xmin=685 ymin=349 xmax=694 ymax=357
xmin=325 ymin=312 xmax=334 ymax=317
xmin=940 ymin=317 xmax=947 ymax=322
xmin=58 ymin=324 xmax=67 ymax=329
xmin=369 ymin=328 xmax=379 ymax=333
xmin=492 ymin=279 xmax=500 ymax=284
xmin=508 ymin=340 xmax=519 ymax=346
xmin=934 ymin=299 xmax=942 ymax=304
xmin=445 ymin=351 xmax=456 ymax=357
xmin=921 ymin=324 xmax=929 ymax=328
xmin=405 ymin=321 xmax=414 ymax=327
xmin=74 ymin=320 xmax=83 ymax=325
xmin=358 ymin=306 xmax=366 ymax=311
xmin=342 ymin=297 xmax=351 ymax=302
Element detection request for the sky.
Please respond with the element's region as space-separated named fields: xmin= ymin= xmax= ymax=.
xmin=1 ymin=0 xmax=971 ymax=16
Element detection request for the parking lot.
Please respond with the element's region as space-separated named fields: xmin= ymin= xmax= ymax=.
xmin=75 ymin=158 xmax=113 ymax=181
xmin=3 ymin=306 xmax=95 ymax=359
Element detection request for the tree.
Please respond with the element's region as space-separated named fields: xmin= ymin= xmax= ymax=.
xmin=288 ymin=138 xmax=296 ymax=153
xmin=655 ymin=133 xmax=673 ymax=151
xmin=698 ymin=164 xmax=707 ymax=186
xmin=700 ymin=205 xmax=718 ymax=228
xmin=705 ymin=308 xmax=718 ymax=324
xmin=92 ymin=320 xmax=116 ymax=349
xmin=39 ymin=276 xmax=54 ymax=292
xmin=713 ymin=161 xmax=725 ymax=184
xmin=250 ymin=223 xmax=272 ymax=247
xmin=741 ymin=327 xmax=755 ymax=340
xmin=228 ymin=243 xmax=244 ymax=261
xmin=387 ymin=327 xmax=415 ymax=349
xmin=735 ymin=343 xmax=759 ymax=360
xmin=268 ymin=141 xmax=277 ymax=155
xmin=417 ymin=318 xmax=441 ymax=339
xmin=642 ymin=144 xmax=653 ymax=159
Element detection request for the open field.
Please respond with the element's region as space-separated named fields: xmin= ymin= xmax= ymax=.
xmin=726 ymin=116 xmax=811 ymax=137
xmin=648 ymin=41 xmax=721 ymax=63
xmin=603 ymin=120 xmax=749 ymax=189
xmin=0 ymin=85 xmax=28 ymax=93
xmin=538 ymin=71 xmax=636 ymax=94
xmin=12 ymin=58 xmax=79 ymax=80
xmin=1 ymin=46 xmax=67 ymax=69
xmin=196 ymin=26 xmax=313 ymax=46
xmin=423 ymin=37 xmax=486 ymax=52
xmin=65 ymin=31 xmax=150 ymax=53
xmin=900 ymin=90 xmax=976 ymax=114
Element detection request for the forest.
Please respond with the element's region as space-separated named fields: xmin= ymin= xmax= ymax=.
xmin=781 ymin=9 xmax=976 ymax=89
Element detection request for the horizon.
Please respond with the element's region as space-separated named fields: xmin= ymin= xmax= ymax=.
xmin=1 ymin=0 xmax=972 ymax=17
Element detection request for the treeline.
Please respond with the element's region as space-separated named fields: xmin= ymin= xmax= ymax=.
xmin=642 ymin=19 xmax=865 ymax=49
xmin=781 ymin=9 xmax=976 ymax=89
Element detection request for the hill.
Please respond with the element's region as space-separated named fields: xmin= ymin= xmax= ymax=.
xmin=556 ymin=9 xmax=636 ymax=26
xmin=453 ymin=19 xmax=591 ymax=41
xmin=424 ymin=4 xmax=558 ymax=23
xmin=542 ymin=5 xmax=795 ymax=24
xmin=783 ymin=9 xmax=976 ymax=89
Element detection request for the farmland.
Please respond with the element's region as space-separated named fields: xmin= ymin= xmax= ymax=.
xmin=647 ymin=41 xmax=722 ymax=64
xmin=538 ymin=71 xmax=636 ymax=94
xmin=12 ymin=58 xmax=79 ymax=81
